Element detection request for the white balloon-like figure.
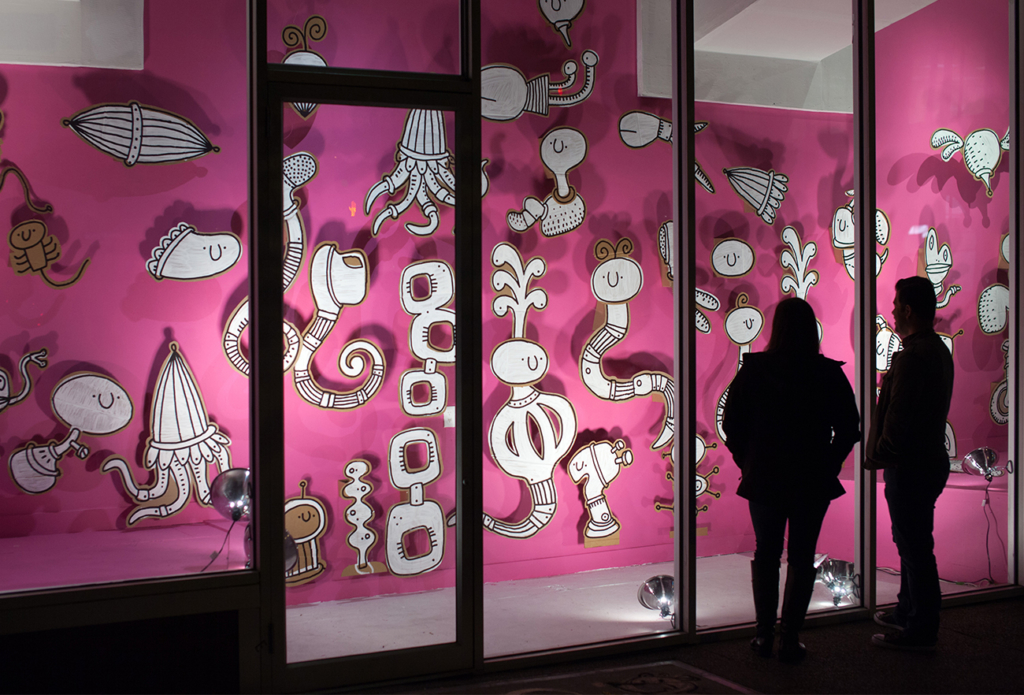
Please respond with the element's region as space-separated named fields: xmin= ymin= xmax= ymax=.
xmin=581 ymin=238 xmax=674 ymax=450
xmin=924 ymin=228 xmax=961 ymax=309
xmin=508 ymin=127 xmax=588 ymax=238
xmin=486 ymin=243 xmax=577 ymax=538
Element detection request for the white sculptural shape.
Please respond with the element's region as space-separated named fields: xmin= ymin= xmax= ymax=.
xmin=385 ymin=428 xmax=446 ymax=576
xmin=508 ymin=127 xmax=588 ymax=238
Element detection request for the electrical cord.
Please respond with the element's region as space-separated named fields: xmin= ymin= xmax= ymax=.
xmin=200 ymin=519 xmax=237 ymax=573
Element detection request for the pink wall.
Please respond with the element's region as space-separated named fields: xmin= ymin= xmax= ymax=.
xmin=0 ymin=0 xmax=1011 ymax=601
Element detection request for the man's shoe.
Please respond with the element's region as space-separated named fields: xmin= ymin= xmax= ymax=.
xmin=873 ymin=610 xmax=906 ymax=632
xmin=871 ymin=631 xmax=936 ymax=652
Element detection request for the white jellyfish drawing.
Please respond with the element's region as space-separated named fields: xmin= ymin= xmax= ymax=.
xmin=715 ymin=294 xmax=764 ymax=442
xmin=365 ymin=109 xmax=455 ymax=236
xmin=724 ymin=167 xmax=788 ymax=225
xmin=281 ymin=16 xmax=328 ymax=118
xmin=538 ymin=0 xmax=586 ymax=47
xmin=580 ymin=238 xmax=674 ymax=450
xmin=0 ymin=348 xmax=46 ymax=416
xmin=618 ymin=113 xmax=715 ymax=193
xmin=10 ymin=372 xmax=133 ymax=495
xmin=486 ymin=243 xmax=577 ymax=539
xmin=931 ymin=127 xmax=1009 ymax=197
xmin=63 ymin=102 xmax=218 ymax=166
xmin=567 ymin=438 xmax=632 ymax=545
xmin=147 ymin=223 xmax=241 ymax=281
xmin=102 ymin=343 xmax=231 ymax=525
xmin=779 ymin=226 xmax=818 ymax=301
xmin=507 ymin=126 xmax=588 ymax=238
xmin=482 ymin=50 xmax=598 ymax=121
xmin=829 ymin=190 xmax=889 ymax=280
xmin=923 ymin=228 xmax=961 ymax=309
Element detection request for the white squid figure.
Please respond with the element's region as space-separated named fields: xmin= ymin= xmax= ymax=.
xmin=931 ymin=127 xmax=1009 ymax=197
xmin=581 ymin=238 xmax=674 ymax=450
xmin=223 ymin=151 xmax=316 ymax=375
xmin=486 ymin=243 xmax=577 ymax=539
xmin=508 ymin=127 xmax=588 ymax=238
xmin=103 ymin=343 xmax=231 ymax=525
xmin=924 ymin=228 xmax=961 ymax=309
xmin=830 ymin=190 xmax=889 ymax=280
xmin=364 ymin=109 xmax=455 ymax=236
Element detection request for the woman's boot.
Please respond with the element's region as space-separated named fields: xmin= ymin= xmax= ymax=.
xmin=778 ymin=563 xmax=817 ymax=663
xmin=749 ymin=559 xmax=779 ymax=657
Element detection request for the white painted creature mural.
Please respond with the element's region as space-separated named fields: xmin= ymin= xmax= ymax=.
xmin=724 ymin=166 xmax=789 ymax=225
xmin=923 ymin=228 xmax=961 ymax=309
xmin=829 ymin=190 xmax=889 ymax=280
xmin=102 ymin=343 xmax=231 ymax=525
xmin=9 ymin=371 xmax=132 ymax=494
xmin=399 ymin=260 xmax=455 ymax=417
xmin=486 ymin=242 xmax=577 ymax=539
xmin=715 ymin=294 xmax=764 ymax=442
xmin=931 ymin=126 xmax=1009 ymax=197
xmin=538 ymin=0 xmax=586 ymax=47
xmin=385 ymin=428 xmax=447 ymax=575
xmin=779 ymin=226 xmax=818 ymax=301
xmin=507 ymin=126 xmax=588 ymax=238
xmin=281 ymin=16 xmax=328 ymax=118
xmin=147 ymin=223 xmax=241 ymax=281
xmin=0 ymin=348 xmax=46 ymax=416
xmin=284 ymin=480 xmax=329 ymax=585
xmin=657 ymin=221 xmax=720 ymax=333
xmin=481 ymin=50 xmax=598 ymax=121
xmin=567 ymin=438 xmax=632 ymax=547
xmin=581 ymin=238 xmax=674 ymax=450
xmin=340 ymin=459 xmax=387 ymax=576
xmin=618 ymin=113 xmax=715 ymax=193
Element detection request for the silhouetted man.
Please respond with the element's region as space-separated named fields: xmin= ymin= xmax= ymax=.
xmin=866 ymin=276 xmax=954 ymax=651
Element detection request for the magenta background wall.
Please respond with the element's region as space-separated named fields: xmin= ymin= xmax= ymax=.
xmin=0 ymin=0 xmax=1010 ymax=602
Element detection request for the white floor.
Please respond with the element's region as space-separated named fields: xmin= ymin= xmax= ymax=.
xmin=288 ymin=553 xmax=974 ymax=663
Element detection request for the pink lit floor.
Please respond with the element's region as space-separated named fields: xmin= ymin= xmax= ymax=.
xmin=284 ymin=553 xmax=980 ymax=663
xmin=0 ymin=521 xmax=248 ymax=593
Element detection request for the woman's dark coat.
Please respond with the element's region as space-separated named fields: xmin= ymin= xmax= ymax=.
xmin=722 ymin=351 xmax=860 ymax=506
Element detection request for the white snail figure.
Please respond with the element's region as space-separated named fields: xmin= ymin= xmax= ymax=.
xmin=924 ymin=228 xmax=961 ymax=309
xmin=508 ymin=127 xmax=588 ymax=238
xmin=291 ymin=243 xmax=386 ymax=410
xmin=581 ymin=238 xmax=674 ymax=450
xmin=365 ymin=109 xmax=456 ymax=236
xmin=10 ymin=371 xmax=131 ymax=495
xmin=340 ymin=459 xmax=387 ymax=576
xmin=385 ymin=428 xmax=446 ymax=576
xmin=829 ymin=190 xmax=890 ymax=280
xmin=619 ymin=113 xmax=715 ymax=193
xmin=724 ymin=166 xmax=788 ymax=225
xmin=567 ymin=439 xmax=633 ymax=545
xmin=931 ymin=127 xmax=1010 ymax=197
xmin=486 ymin=242 xmax=577 ymax=539
xmin=281 ymin=16 xmax=328 ymax=119
xmin=779 ymin=226 xmax=818 ymax=301
xmin=0 ymin=348 xmax=46 ymax=416
xmin=400 ymin=261 xmax=456 ymax=417
xmin=482 ymin=50 xmax=598 ymax=122
xmin=102 ymin=343 xmax=230 ymax=525
xmin=223 ymin=152 xmax=316 ymax=375
xmin=990 ymin=339 xmax=1010 ymax=425
xmin=715 ymin=294 xmax=764 ymax=442
xmin=657 ymin=221 xmax=720 ymax=333
xmin=875 ymin=315 xmax=902 ymax=373
xmin=538 ymin=0 xmax=586 ymax=47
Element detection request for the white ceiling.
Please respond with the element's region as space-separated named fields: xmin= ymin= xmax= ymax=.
xmin=694 ymin=0 xmax=938 ymax=62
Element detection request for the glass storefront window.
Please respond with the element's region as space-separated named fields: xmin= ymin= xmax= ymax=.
xmin=0 ymin=0 xmax=250 ymax=592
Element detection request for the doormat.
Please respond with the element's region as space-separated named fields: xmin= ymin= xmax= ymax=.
xmin=422 ymin=660 xmax=755 ymax=694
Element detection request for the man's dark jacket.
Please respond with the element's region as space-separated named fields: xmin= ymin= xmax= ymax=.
xmin=866 ymin=329 xmax=954 ymax=470
xmin=722 ymin=351 xmax=861 ymax=506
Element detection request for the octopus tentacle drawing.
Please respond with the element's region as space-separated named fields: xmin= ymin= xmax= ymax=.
xmin=223 ymin=152 xmax=316 ymax=375
xmin=103 ymin=343 xmax=230 ymax=525
xmin=365 ymin=110 xmax=455 ymax=236
xmin=0 ymin=349 xmax=47 ymax=415
xmin=581 ymin=238 xmax=674 ymax=450
xmin=486 ymin=242 xmax=577 ymax=538
xmin=291 ymin=243 xmax=385 ymax=409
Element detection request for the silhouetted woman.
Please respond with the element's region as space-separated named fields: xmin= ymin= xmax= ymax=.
xmin=723 ymin=298 xmax=859 ymax=662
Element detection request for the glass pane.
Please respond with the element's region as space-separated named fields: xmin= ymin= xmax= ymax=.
xmin=693 ymin=2 xmax=858 ymax=628
xmin=874 ymin=0 xmax=1012 ymax=605
xmin=482 ymin=1 xmax=675 ymax=657
xmin=0 ymin=0 xmax=250 ymax=592
xmin=268 ymin=1 xmax=459 ymax=75
xmin=281 ymin=104 xmax=458 ymax=663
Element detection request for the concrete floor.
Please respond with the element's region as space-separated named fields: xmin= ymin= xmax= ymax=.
xmin=285 ymin=553 xmax=977 ymax=663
